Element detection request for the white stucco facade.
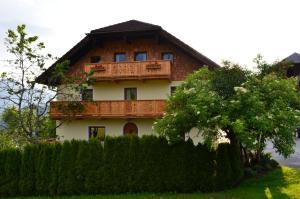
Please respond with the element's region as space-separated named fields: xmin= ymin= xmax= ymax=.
xmin=56 ymin=80 xmax=182 ymax=141
xmin=57 ymin=118 xmax=155 ymax=141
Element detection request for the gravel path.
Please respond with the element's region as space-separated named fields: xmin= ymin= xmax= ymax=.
xmin=265 ymin=138 xmax=300 ymax=170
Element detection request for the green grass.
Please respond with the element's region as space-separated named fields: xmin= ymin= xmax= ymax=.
xmin=5 ymin=167 xmax=300 ymax=199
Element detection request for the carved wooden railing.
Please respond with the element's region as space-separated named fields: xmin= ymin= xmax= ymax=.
xmin=84 ymin=60 xmax=171 ymax=81
xmin=50 ymin=100 xmax=166 ymax=119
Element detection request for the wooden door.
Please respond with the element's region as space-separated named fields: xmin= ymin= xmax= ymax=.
xmin=123 ymin=122 xmax=138 ymax=136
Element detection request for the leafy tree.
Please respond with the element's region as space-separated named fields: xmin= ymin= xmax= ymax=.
xmin=1 ymin=106 xmax=55 ymax=144
xmin=154 ymin=65 xmax=243 ymax=145
xmin=230 ymin=73 xmax=300 ymax=159
xmin=254 ymin=54 xmax=292 ymax=78
xmin=155 ymin=59 xmax=300 ymax=162
xmin=0 ymin=133 xmax=15 ymax=151
xmin=0 ymin=24 xmax=94 ymax=143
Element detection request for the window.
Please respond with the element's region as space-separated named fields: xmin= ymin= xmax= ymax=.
xmin=88 ymin=126 xmax=105 ymax=141
xmin=90 ymin=56 xmax=101 ymax=63
xmin=162 ymin=52 xmax=174 ymax=61
xmin=124 ymin=88 xmax=137 ymax=100
xmin=135 ymin=52 xmax=147 ymax=61
xmin=82 ymin=89 xmax=93 ymax=101
xmin=170 ymin=86 xmax=177 ymax=95
xmin=114 ymin=53 xmax=126 ymax=62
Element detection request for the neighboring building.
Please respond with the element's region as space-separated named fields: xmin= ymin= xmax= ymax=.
xmin=283 ymin=52 xmax=300 ymax=79
xmin=37 ymin=20 xmax=219 ymax=141
xmin=283 ymin=52 xmax=300 ymax=138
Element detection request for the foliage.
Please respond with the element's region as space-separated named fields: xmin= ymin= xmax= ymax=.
xmin=211 ymin=61 xmax=249 ymax=99
xmin=230 ymin=74 xmax=300 ymax=158
xmin=0 ymin=133 xmax=16 ymax=151
xmin=155 ymin=58 xmax=300 ymax=162
xmin=1 ymin=106 xmax=55 ymax=146
xmin=0 ymin=136 xmax=243 ymax=197
xmin=84 ymin=139 xmax=103 ymax=194
xmin=254 ymin=54 xmax=292 ymax=78
xmin=0 ymin=24 xmax=94 ymax=143
xmin=19 ymin=145 xmax=38 ymax=196
xmin=215 ymin=144 xmax=233 ymax=190
xmin=0 ymin=149 xmax=21 ymax=196
xmin=154 ymin=68 xmax=223 ymax=144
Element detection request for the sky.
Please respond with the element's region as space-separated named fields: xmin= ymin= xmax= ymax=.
xmin=1 ymin=0 xmax=300 ymax=72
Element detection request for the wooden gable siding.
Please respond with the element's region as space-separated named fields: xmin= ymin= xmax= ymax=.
xmin=68 ymin=38 xmax=204 ymax=81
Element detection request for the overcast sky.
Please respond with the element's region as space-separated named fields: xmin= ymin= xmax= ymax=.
xmin=1 ymin=0 xmax=300 ymax=71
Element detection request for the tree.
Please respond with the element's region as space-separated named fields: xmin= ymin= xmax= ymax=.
xmin=0 ymin=107 xmax=28 ymax=147
xmin=0 ymin=133 xmax=15 ymax=151
xmin=155 ymin=59 xmax=300 ymax=162
xmin=230 ymin=73 xmax=300 ymax=159
xmin=0 ymin=24 xmax=94 ymax=143
xmin=1 ymin=106 xmax=56 ymax=142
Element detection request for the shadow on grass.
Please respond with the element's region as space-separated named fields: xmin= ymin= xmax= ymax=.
xmin=227 ymin=167 xmax=298 ymax=199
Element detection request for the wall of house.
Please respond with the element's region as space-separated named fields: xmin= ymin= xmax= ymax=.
xmin=93 ymin=80 xmax=181 ymax=100
xmin=56 ymin=80 xmax=182 ymax=101
xmin=57 ymin=118 xmax=155 ymax=141
xmin=68 ymin=38 xmax=204 ymax=81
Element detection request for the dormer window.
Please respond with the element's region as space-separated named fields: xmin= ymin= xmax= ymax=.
xmin=135 ymin=52 xmax=147 ymax=61
xmin=162 ymin=52 xmax=174 ymax=61
xmin=115 ymin=53 xmax=126 ymax=62
xmin=90 ymin=56 xmax=101 ymax=63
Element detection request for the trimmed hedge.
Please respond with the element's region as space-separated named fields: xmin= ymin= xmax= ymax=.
xmin=0 ymin=136 xmax=243 ymax=197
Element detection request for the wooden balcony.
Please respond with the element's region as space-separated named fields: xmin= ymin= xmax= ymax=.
xmin=50 ymin=100 xmax=166 ymax=119
xmin=84 ymin=60 xmax=171 ymax=81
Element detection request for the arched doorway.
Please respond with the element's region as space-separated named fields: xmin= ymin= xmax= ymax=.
xmin=123 ymin=122 xmax=138 ymax=136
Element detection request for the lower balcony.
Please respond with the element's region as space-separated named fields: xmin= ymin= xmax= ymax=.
xmin=50 ymin=100 xmax=166 ymax=119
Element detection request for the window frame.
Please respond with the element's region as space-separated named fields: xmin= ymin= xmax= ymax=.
xmin=88 ymin=126 xmax=106 ymax=141
xmin=170 ymin=86 xmax=177 ymax=95
xmin=134 ymin=51 xmax=147 ymax=61
xmin=90 ymin=56 xmax=101 ymax=63
xmin=81 ymin=89 xmax=93 ymax=101
xmin=114 ymin=52 xmax=126 ymax=62
xmin=124 ymin=87 xmax=137 ymax=100
xmin=161 ymin=52 xmax=174 ymax=61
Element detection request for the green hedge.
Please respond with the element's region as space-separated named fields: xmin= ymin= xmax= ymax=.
xmin=0 ymin=136 xmax=243 ymax=197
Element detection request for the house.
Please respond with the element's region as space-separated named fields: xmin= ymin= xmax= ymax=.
xmin=36 ymin=20 xmax=219 ymax=141
xmin=284 ymin=52 xmax=300 ymax=79
xmin=283 ymin=52 xmax=300 ymax=138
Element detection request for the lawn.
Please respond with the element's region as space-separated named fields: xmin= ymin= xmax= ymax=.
xmin=5 ymin=167 xmax=300 ymax=199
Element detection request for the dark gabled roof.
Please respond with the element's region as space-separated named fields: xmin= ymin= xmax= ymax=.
xmin=283 ymin=52 xmax=300 ymax=64
xmin=90 ymin=20 xmax=162 ymax=34
xmin=36 ymin=20 xmax=219 ymax=85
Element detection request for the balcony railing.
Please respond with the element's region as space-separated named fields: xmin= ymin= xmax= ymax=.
xmin=84 ymin=60 xmax=171 ymax=81
xmin=50 ymin=100 xmax=166 ymax=119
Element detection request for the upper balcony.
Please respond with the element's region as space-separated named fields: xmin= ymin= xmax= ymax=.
xmin=84 ymin=60 xmax=171 ymax=81
xmin=50 ymin=100 xmax=166 ymax=119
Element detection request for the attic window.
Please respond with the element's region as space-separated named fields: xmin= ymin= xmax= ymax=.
xmin=135 ymin=52 xmax=147 ymax=61
xmin=162 ymin=52 xmax=174 ymax=61
xmin=115 ymin=53 xmax=126 ymax=62
xmin=90 ymin=56 xmax=101 ymax=63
